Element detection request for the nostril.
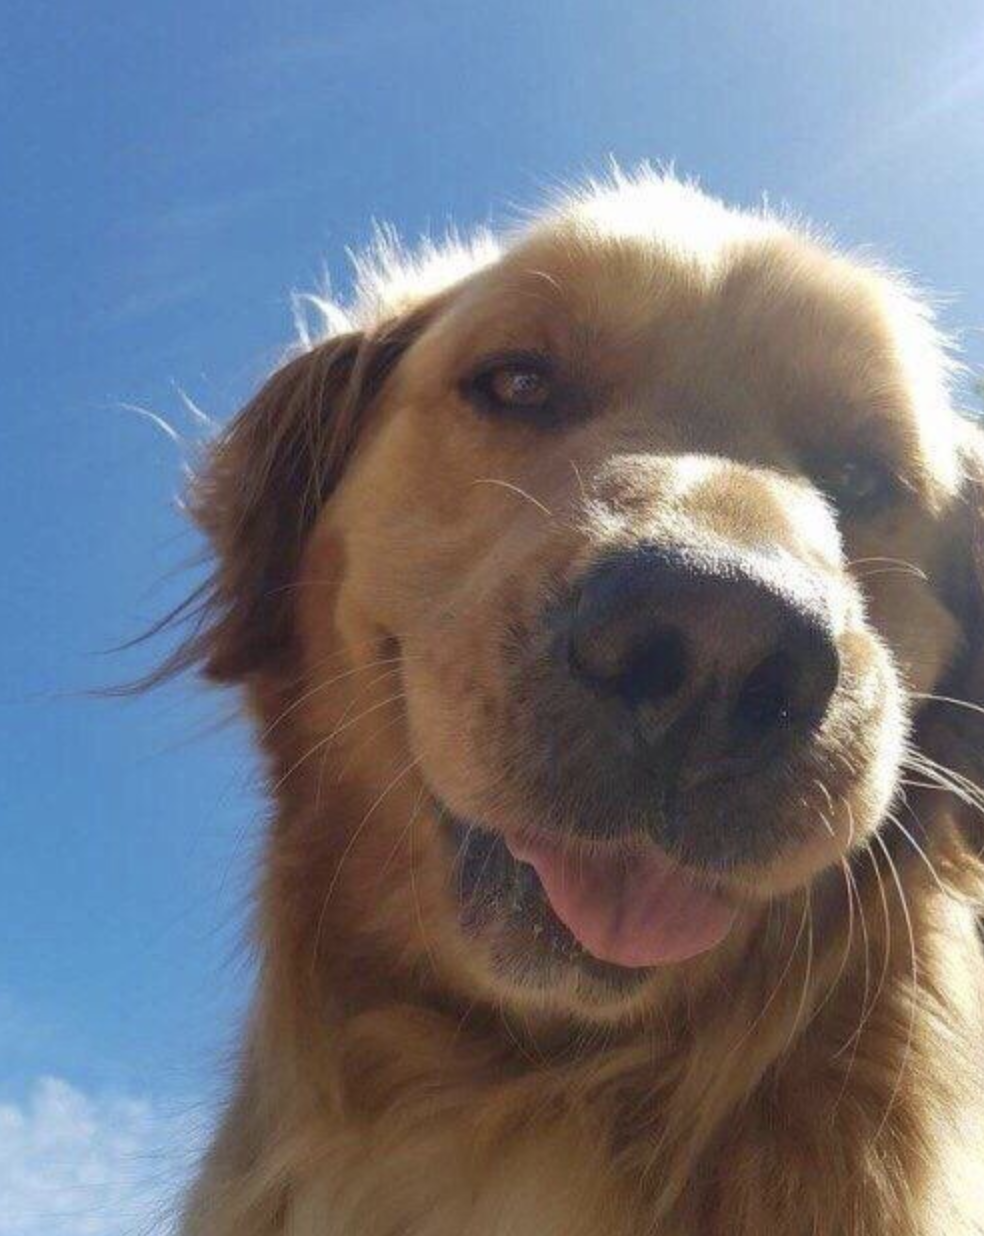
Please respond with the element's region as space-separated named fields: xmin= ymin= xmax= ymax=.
xmin=733 ymin=651 xmax=797 ymax=735
xmin=619 ymin=627 xmax=689 ymax=708
xmin=733 ymin=628 xmax=840 ymax=746
xmin=568 ymin=620 xmax=690 ymax=709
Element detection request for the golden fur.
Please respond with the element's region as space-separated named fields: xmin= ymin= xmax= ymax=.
xmin=171 ymin=171 xmax=984 ymax=1235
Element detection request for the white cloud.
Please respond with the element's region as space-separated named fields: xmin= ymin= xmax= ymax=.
xmin=0 ymin=1077 xmax=207 ymax=1236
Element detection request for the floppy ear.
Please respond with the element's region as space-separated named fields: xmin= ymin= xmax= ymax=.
xmin=916 ymin=422 xmax=984 ymax=856
xmin=179 ymin=306 xmax=431 ymax=683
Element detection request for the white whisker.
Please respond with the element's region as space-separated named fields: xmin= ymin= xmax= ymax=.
xmin=871 ymin=831 xmax=919 ymax=1143
xmin=471 ymin=477 xmax=554 ymax=518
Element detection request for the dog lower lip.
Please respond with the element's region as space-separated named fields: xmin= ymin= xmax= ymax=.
xmin=436 ymin=802 xmax=601 ymax=967
xmin=434 ymin=800 xmax=736 ymax=968
xmin=438 ymin=806 xmax=542 ymax=904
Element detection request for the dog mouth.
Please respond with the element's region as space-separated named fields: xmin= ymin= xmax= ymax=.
xmin=436 ymin=802 xmax=737 ymax=973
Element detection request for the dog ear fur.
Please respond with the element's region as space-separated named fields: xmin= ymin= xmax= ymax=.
xmin=173 ymin=304 xmax=433 ymax=683
xmin=916 ymin=422 xmax=984 ymax=856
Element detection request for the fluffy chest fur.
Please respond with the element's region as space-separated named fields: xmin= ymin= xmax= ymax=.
xmin=184 ymin=876 xmax=984 ymax=1236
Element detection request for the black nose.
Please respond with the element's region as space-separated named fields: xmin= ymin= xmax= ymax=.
xmin=566 ymin=545 xmax=840 ymax=783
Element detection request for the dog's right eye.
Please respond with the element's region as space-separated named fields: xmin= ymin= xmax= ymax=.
xmin=485 ymin=366 xmax=550 ymax=408
xmin=461 ymin=353 xmax=556 ymax=419
xmin=812 ymin=453 xmax=898 ymax=519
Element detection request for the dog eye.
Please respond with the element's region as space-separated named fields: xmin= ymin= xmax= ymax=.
xmin=815 ymin=455 xmax=894 ymax=516
xmin=488 ymin=367 xmax=550 ymax=407
xmin=462 ymin=354 xmax=554 ymax=417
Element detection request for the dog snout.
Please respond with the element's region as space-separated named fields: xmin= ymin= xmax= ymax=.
xmin=565 ymin=545 xmax=841 ymax=783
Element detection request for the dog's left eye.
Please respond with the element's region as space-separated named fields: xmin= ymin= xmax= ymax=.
xmin=815 ymin=455 xmax=895 ymax=516
xmin=462 ymin=354 xmax=554 ymax=417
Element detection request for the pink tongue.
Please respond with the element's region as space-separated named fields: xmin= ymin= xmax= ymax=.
xmin=507 ymin=835 xmax=736 ymax=968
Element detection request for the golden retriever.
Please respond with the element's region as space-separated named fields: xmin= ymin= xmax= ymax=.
xmin=171 ymin=170 xmax=984 ymax=1235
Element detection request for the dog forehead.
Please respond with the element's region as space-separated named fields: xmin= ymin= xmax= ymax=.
xmin=352 ymin=176 xmax=961 ymax=504
xmin=341 ymin=175 xmax=936 ymax=388
xmin=425 ymin=210 xmax=894 ymax=377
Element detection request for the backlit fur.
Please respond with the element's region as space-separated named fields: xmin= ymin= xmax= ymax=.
xmin=174 ymin=171 xmax=984 ymax=1235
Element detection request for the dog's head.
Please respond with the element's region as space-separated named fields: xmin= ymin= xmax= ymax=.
xmin=184 ymin=173 xmax=984 ymax=1024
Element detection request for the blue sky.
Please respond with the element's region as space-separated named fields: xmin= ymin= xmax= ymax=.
xmin=3 ymin=1 xmax=984 ymax=1230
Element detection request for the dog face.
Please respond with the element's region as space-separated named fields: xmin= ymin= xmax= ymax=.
xmin=189 ymin=175 xmax=984 ymax=1023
